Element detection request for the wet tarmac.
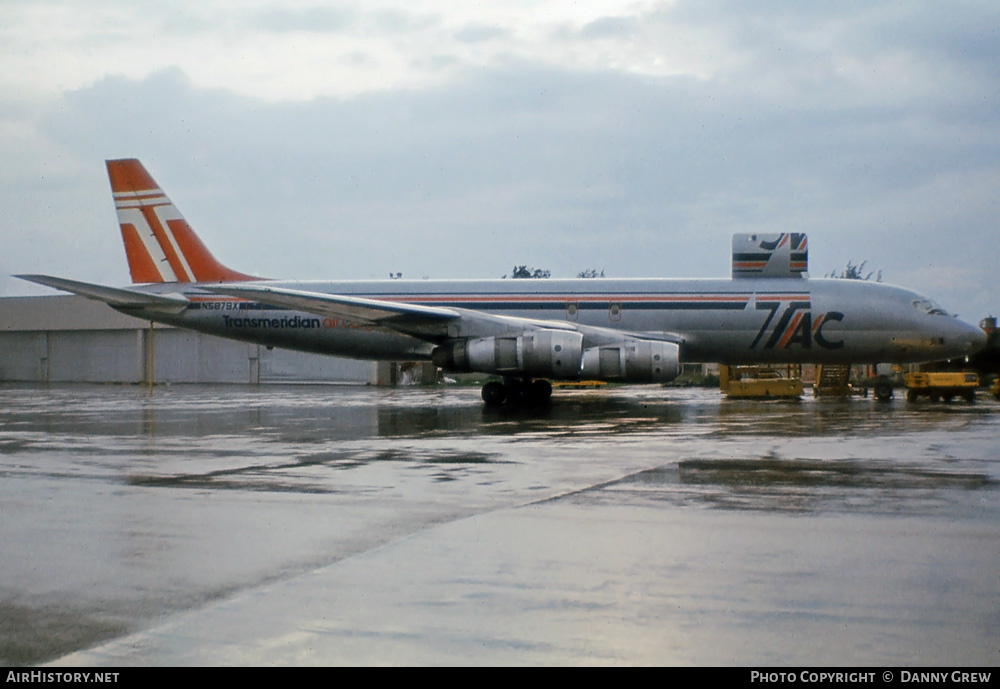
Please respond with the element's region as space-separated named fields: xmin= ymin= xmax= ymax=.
xmin=1 ymin=383 xmax=998 ymax=666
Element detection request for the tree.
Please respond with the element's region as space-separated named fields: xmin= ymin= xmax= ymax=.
xmin=577 ymin=268 xmax=605 ymax=278
xmin=504 ymin=265 xmax=551 ymax=279
xmin=827 ymin=260 xmax=882 ymax=282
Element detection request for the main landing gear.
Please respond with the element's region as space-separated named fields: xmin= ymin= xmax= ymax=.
xmin=481 ymin=378 xmax=553 ymax=407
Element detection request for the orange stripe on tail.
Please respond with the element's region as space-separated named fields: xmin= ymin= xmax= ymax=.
xmin=120 ymin=224 xmax=166 ymax=283
xmin=106 ymin=159 xmax=259 ymax=284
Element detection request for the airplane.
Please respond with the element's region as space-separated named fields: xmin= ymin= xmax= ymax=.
xmin=17 ymin=158 xmax=987 ymax=405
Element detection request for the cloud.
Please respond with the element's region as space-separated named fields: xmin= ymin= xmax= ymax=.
xmin=247 ymin=6 xmax=357 ymax=34
xmin=455 ymin=25 xmax=509 ymax=44
xmin=2 ymin=1 xmax=998 ymax=321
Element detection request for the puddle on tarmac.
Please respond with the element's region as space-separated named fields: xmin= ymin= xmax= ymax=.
xmin=1 ymin=383 xmax=998 ymax=665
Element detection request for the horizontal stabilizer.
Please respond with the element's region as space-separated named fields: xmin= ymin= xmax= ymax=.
xmin=732 ymin=233 xmax=808 ymax=279
xmin=15 ymin=274 xmax=190 ymax=314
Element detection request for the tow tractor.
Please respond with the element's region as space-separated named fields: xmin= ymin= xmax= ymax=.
xmin=903 ymin=371 xmax=979 ymax=403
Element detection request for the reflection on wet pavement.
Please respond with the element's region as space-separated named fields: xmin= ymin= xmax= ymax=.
xmin=1 ymin=383 xmax=998 ymax=665
xmin=585 ymin=459 xmax=994 ymax=515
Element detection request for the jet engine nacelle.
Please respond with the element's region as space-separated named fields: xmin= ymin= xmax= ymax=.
xmin=580 ymin=340 xmax=680 ymax=382
xmin=433 ymin=329 xmax=584 ymax=378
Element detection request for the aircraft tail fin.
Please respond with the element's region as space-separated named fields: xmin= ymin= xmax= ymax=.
xmin=732 ymin=233 xmax=808 ymax=279
xmin=106 ymin=159 xmax=258 ymax=284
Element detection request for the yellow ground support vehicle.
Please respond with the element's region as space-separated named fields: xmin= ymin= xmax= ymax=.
xmin=903 ymin=371 xmax=979 ymax=403
xmin=991 ymin=377 xmax=1000 ymax=401
xmin=720 ymin=365 xmax=803 ymax=399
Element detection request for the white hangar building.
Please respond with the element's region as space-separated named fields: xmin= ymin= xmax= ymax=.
xmin=0 ymin=295 xmax=377 ymax=385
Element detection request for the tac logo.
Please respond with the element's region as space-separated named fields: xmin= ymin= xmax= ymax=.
xmin=750 ymin=300 xmax=844 ymax=350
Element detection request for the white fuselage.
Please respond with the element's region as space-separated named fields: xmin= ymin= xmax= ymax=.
xmin=132 ymin=276 xmax=985 ymax=370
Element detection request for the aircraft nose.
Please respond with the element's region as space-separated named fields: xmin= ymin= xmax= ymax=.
xmin=931 ymin=319 xmax=988 ymax=361
xmin=966 ymin=323 xmax=988 ymax=354
xmin=950 ymin=318 xmax=988 ymax=357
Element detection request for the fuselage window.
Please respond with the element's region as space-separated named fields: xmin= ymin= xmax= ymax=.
xmin=566 ymin=301 xmax=579 ymax=321
xmin=609 ymin=301 xmax=622 ymax=322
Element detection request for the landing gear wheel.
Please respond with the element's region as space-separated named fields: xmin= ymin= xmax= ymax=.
xmin=481 ymin=381 xmax=507 ymax=406
xmin=482 ymin=378 xmax=553 ymax=407
xmin=874 ymin=377 xmax=894 ymax=402
xmin=529 ymin=379 xmax=553 ymax=405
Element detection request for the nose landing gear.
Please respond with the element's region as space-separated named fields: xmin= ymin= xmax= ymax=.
xmin=873 ymin=375 xmax=894 ymax=402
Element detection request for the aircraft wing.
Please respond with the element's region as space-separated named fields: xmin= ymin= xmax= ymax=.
xmin=209 ymin=283 xmax=684 ymax=345
xmin=16 ymin=274 xmax=190 ymax=315
xmin=208 ymin=284 xmax=462 ymax=338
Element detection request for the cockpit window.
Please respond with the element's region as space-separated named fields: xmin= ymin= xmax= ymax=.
xmin=912 ymin=299 xmax=951 ymax=316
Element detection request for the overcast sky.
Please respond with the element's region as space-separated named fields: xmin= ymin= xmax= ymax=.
xmin=2 ymin=0 xmax=998 ymax=321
